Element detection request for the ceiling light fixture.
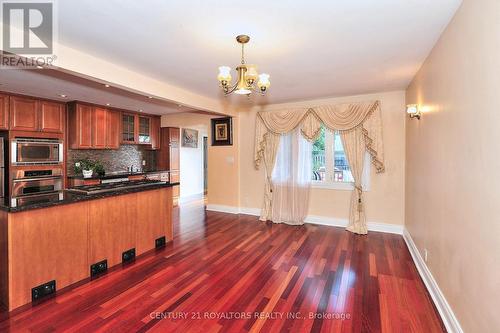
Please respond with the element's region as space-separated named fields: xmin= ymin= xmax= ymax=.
xmin=104 ymin=84 xmax=110 ymax=88
xmin=147 ymin=96 xmax=153 ymax=99
xmin=217 ymin=35 xmax=270 ymax=96
xmin=106 ymin=103 xmax=111 ymax=106
xmin=58 ymin=94 xmax=67 ymax=98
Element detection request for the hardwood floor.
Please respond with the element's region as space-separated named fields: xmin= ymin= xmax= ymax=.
xmin=0 ymin=199 xmax=445 ymax=332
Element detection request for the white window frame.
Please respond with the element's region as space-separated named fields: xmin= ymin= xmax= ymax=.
xmin=311 ymin=130 xmax=371 ymax=191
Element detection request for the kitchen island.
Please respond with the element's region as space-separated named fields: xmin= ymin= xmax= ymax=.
xmin=0 ymin=181 xmax=178 ymax=311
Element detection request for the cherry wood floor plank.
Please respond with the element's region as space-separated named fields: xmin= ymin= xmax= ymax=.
xmin=0 ymin=200 xmax=446 ymax=332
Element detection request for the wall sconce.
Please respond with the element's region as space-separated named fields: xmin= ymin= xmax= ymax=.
xmin=406 ymin=104 xmax=421 ymax=120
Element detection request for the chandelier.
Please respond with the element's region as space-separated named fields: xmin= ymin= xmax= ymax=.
xmin=217 ymin=35 xmax=270 ymax=96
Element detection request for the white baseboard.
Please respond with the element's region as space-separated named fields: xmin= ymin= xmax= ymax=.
xmin=207 ymin=205 xmax=403 ymax=235
xmin=205 ymin=204 xmax=240 ymax=214
xmin=179 ymin=192 xmax=205 ymax=204
xmin=403 ymin=228 xmax=463 ymax=333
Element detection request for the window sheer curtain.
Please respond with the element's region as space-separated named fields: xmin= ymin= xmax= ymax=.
xmin=254 ymin=100 xmax=384 ymax=234
xmin=271 ymin=129 xmax=312 ymax=225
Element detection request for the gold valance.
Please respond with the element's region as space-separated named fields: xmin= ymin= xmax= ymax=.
xmin=255 ymin=100 xmax=385 ymax=173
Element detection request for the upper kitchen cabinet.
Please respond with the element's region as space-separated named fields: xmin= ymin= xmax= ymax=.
xmin=68 ymin=103 xmax=92 ymax=149
xmin=149 ymin=116 xmax=161 ymax=150
xmin=138 ymin=116 xmax=151 ymax=144
xmin=91 ymin=107 xmax=107 ymax=149
xmin=39 ymin=101 xmax=65 ymax=133
xmin=9 ymin=96 xmax=38 ymax=131
xmin=9 ymin=96 xmax=64 ymax=133
xmin=121 ymin=113 xmax=136 ymax=144
xmin=121 ymin=113 xmax=155 ymax=147
xmin=0 ymin=94 xmax=9 ymax=130
xmin=68 ymin=102 xmax=120 ymax=149
xmin=158 ymin=127 xmax=180 ymax=171
xmin=106 ymin=110 xmax=120 ymax=149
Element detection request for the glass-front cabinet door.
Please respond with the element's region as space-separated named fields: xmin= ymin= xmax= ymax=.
xmin=122 ymin=113 xmax=136 ymax=143
xmin=138 ymin=116 xmax=151 ymax=144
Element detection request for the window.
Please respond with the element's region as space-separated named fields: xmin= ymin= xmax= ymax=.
xmin=312 ymin=125 xmax=369 ymax=190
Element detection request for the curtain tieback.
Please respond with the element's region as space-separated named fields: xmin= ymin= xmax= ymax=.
xmin=267 ymin=176 xmax=273 ymax=193
xmin=355 ymin=185 xmax=363 ymax=212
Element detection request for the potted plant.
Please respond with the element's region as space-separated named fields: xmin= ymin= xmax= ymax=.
xmin=94 ymin=161 xmax=105 ymax=177
xmin=74 ymin=158 xmax=105 ymax=178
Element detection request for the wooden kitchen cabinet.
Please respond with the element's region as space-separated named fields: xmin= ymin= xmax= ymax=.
xmin=68 ymin=103 xmax=93 ymax=149
xmin=0 ymin=94 xmax=9 ymax=129
xmin=121 ymin=113 xmax=154 ymax=146
xmin=9 ymin=96 xmax=38 ymax=131
xmin=91 ymin=107 xmax=107 ymax=149
xmin=106 ymin=110 xmax=120 ymax=149
xmin=138 ymin=116 xmax=151 ymax=144
xmin=158 ymin=127 xmax=180 ymax=205
xmin=121 ymin=113 xmax=137 ymax=144
xmin=150 ymin=116 xmax=161 ymax=150
xmin=68 ymin=103 xmax=120 ymax=149
xmin=9 ymin=96 xmax=65 ymax=133
xmin=39 ymin=101 xmax=65 ymax=133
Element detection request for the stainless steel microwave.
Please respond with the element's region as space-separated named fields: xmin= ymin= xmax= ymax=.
xmin=11 ymin=138 xmax=63 ymax=165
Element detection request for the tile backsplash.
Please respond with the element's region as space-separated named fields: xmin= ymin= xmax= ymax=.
xmin=67 ymin=145 xmax=156 ymax=176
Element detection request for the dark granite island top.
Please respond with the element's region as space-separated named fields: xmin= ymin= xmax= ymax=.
xmin=0 ymin=181 xmax=180 ymax=213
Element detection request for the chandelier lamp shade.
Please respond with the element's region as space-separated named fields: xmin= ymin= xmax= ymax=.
xmin=217 ymin=35 xmax=270 ymax=96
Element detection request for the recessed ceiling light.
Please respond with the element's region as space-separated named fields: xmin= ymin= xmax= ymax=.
xmin=58 ymin=94 xmax=67 ymax=98
xmin=138 ymin=109 xmax=143 ymax=112
xmin=104 ymin=84 xmax=110 ymax=88
xmin=106 ymin=103 xmax=111 ymax=106
xmin=147 ymin=96 xmax=153 ymax=99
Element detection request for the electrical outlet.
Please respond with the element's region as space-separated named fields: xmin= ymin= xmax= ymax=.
xmin=423 ymin=249 xmax=428 ymax=262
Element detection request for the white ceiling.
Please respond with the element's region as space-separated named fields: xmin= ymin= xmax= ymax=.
xmin=1 ymin=0 xmax=462 ymax=111
xmin=57 ymin=0 xmax=461 ymax=104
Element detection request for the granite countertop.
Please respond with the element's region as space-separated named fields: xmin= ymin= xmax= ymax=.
xmin=67 ymin=170 xmax=171 ymax=180
xmin=1 ymin=181 xmax=180 ymax=213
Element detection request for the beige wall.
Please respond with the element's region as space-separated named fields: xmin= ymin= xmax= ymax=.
xmin=405 ymin=0 xmax=500 ymax=332
xmin=239 ymin=91 xmax=406 ymax=225
xmin=161 ymin=113 xmax=240 ymax=206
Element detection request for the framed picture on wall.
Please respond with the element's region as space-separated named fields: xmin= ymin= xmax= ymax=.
xmin=181 ymin=128 xmax=199 ymax=148
xmin=211 ymin=117 xmax=233 ymax=146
